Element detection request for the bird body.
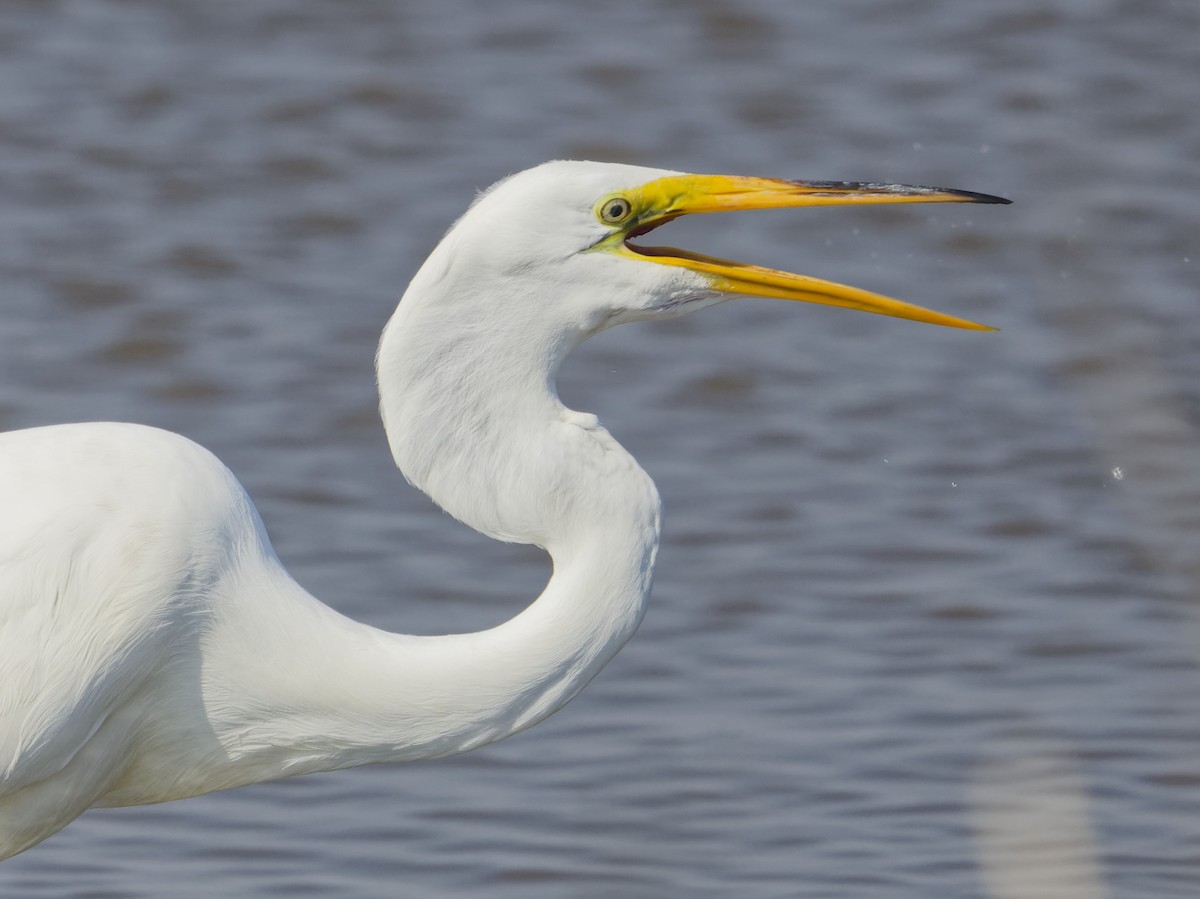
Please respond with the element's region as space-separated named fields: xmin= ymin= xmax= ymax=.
xmin=1 ymin=415 xmax=656 ymax=856
xmin=0 ymin=161 xmax=1007 ymax=858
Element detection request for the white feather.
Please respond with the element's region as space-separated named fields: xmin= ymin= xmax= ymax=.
xmin=0 ymin=162 xmax=712 ymax=858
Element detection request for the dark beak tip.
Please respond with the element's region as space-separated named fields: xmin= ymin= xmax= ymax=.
xmin=965 ymin=190 xmax=1012 ymax=205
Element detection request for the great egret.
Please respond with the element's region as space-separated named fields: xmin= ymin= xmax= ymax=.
xmin=0 ymin=161 xmax=1008 ymax=859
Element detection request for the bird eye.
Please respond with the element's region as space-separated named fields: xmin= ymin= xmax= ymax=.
xmin=597 ymin=196 xmax=633 ymax=225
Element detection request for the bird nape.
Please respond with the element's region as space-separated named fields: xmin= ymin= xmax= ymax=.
xmin=0 ymin=160 xmax=1009 ymax=859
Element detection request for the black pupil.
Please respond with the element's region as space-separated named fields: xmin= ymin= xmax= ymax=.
xmin=608 ymin=201 xmax=626 ymax=220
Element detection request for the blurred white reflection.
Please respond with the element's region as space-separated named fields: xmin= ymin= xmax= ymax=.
xmin=971 ymin=748 xmax=1110 ymax=899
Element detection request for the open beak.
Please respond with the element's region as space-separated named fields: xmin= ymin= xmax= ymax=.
xmin=610 ymin=173 xmax=1010 ymax=331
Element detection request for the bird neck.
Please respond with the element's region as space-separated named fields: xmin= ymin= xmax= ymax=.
xmin=201 ymin=280 xmax=661 ymax=784
xmin=216 ymin=471 xmax=658 ymax=777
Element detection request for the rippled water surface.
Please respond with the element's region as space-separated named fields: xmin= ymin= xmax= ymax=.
xmin=2 ymin=1 xmax=1199 ymax=896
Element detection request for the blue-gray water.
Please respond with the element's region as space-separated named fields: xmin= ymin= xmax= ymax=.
xmin=2 ymin=1 xmax=1198 ymax=896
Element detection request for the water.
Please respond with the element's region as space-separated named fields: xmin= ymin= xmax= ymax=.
xmin=1 ymin=0 xmax=1198 ymax=896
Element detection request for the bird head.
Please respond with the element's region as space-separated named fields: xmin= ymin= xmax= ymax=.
xmin=415 ymin=160 xmax=1008 ymax=339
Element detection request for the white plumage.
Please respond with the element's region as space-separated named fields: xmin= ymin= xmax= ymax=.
xmin=0 ymin=161 xmax=1007 ymax=858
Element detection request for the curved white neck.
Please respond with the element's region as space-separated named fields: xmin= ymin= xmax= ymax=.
xmin=198 ymin=264 xmax=661 ymax=787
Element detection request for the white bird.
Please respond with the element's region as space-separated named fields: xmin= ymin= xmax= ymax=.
xmin=0 ymin=161 xmax=1007 ymax=859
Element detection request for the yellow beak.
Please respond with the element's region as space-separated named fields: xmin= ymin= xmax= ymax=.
xmin=606 ymin=173 xmax=1010 ymax=331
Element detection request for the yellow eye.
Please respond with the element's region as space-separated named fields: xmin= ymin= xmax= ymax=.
xmin=597 ymin=196 xmax=633 ymax=225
